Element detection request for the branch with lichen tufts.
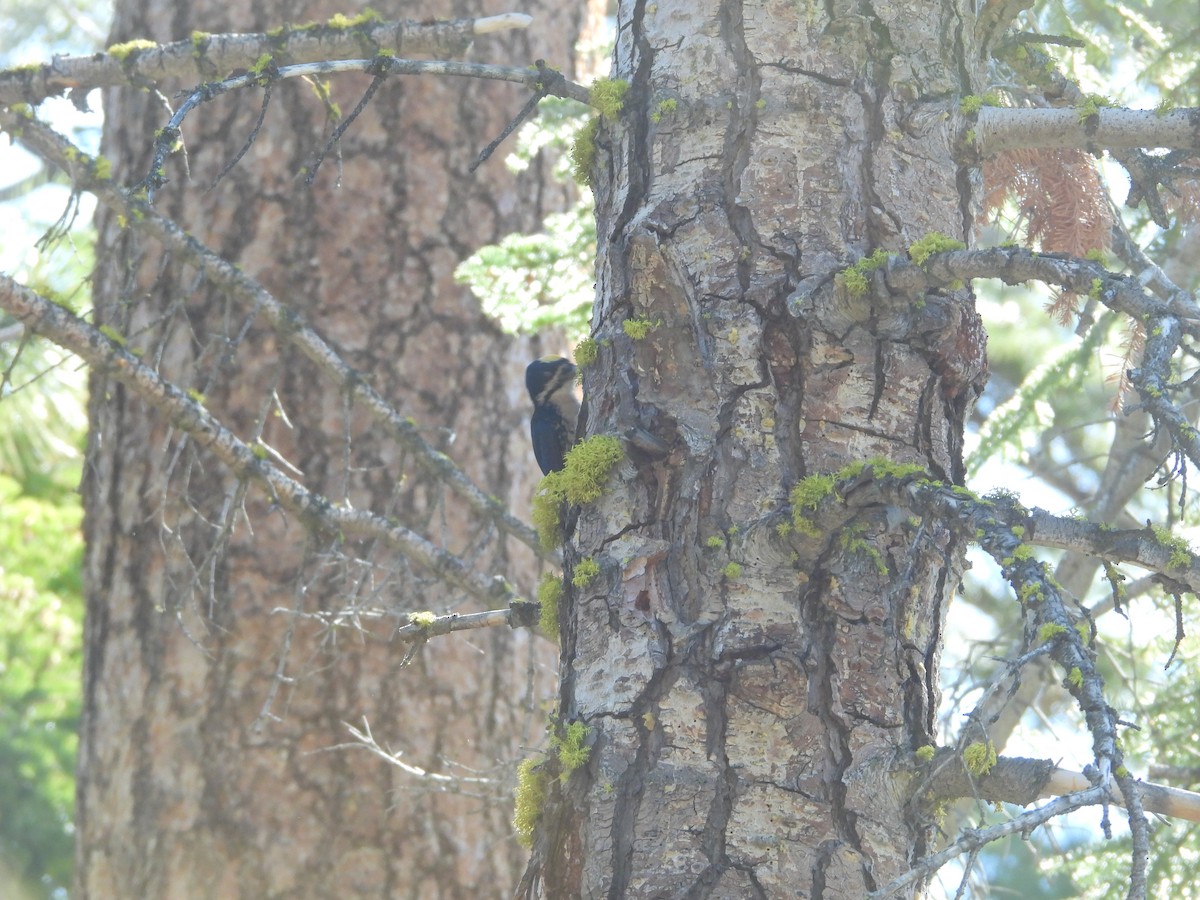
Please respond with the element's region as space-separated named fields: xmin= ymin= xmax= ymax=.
xmin=0 ymin=13 xmax=541 ymax=106
xmin=0 ymin=108 xmax=550 ymax=563
xmin=0 ymin=272 xmax=535 ymax=613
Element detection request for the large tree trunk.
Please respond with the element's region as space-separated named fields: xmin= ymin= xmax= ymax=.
xmin=78 ymin=1 xmax=598 ymax=896
xmin=537 ymin=0 xmax=987 ymax=895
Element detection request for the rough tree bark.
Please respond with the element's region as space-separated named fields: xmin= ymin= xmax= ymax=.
xmin=536 ymin=0 xmax=987 ymax=895
xmin=78 ymin=0 xmax=598 ymax=896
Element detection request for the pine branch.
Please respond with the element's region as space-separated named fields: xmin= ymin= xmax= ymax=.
xmin=0 ymin=273 xmax=526 ymax=612
xmin=974 ymin=107 xmax=1200 ymax=157
xmin=879 ymin=752 xmax=1200 ymax=899
xmin=0 ymin=107 xmax=551 ymax=562
xmin=869 ymin=783 xmax=1112 ymax=898
xmin=138 ymin=55 xmax=587 ymax=198
xmin=0 ymin=13 xmax=535 ymax=106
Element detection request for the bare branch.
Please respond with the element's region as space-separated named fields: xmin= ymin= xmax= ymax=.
xmin=269 ymin=599 xmax=541 ymax=640
xmin=0 ymin=108 xmax=551 ymax=562
xmin=0 ymin=273 xmax=519 ymax=611
xmin=142 ymin=56 xmax=589 ymax=197
xmin=0 ymin=13 xmax=536 ymax=106
xmin=870 ymin=782 xmax=1112 ymax=899
xmin=974 ymin=107 xmax=1200 ymax=157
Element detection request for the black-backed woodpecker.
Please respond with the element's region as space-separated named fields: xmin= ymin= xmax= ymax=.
xmin=526 ymin=356 xmax=580 ymax=475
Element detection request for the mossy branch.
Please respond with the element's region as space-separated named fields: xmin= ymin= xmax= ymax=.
xmin=0 ymin=272 xmax=536 ymax=611
xmin=0 ymin=13 xmax=541 ymax=106
xmin=0 ymin=109 xmax=550 ymax=563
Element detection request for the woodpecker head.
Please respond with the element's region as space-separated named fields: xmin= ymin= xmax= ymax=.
xmin=525 ymin=356 xmax=577 ymax=405
xmin=525 ymin=357 xmax=580 ymax=475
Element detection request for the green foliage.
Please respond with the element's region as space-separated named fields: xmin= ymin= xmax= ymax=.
xmin=0 ymin=475 xmax=83 ymax=895
xmin=455 ymin=99 xmax=596 ymax=336
xmin=968 ymin=313 xmax=1112 ymax=474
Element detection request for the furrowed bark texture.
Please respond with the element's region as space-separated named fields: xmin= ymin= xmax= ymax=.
xmin=79 ymin=0 xmax=599 ymax=896
xmin=540 ymin=0 xmax=987 ymax=896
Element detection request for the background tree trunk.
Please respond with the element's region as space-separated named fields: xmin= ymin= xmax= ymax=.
xmin=540 ymin=0 xmax=987 ymax=895
xmin=78 ymin=1 xmax=599 ymax=896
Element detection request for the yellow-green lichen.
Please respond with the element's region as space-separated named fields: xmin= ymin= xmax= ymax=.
xmin=99 ymin=324 xmax=127 ymax=346
xmin=958 ymin=92 xmax=1001 ymax=114
xmin=327 ymin=8 xmax=382 ymax=29
xmin=705 ymin=535 xmax=725 ymax=549
xmin=789 ymin=473 xmax=838 ymax=538
xmin=537 ymin=573 xmax=563 ymax=637
xmin=963 ymin=740 xmax=997 ymax=776
xmin=408 ymin=610 xmax=437 ymax=629
xmin=573 ymin=557 xmax=600 ymax=588
xmin=915 ymin=745 xmax=936 ymax=762
xmin=623 ymin=316 xmax=662 ymax=340
xmin=841 ymin=456 xmax=926 ymax=482
xmin=838 ymin=523 xmax=888 ymax=576
xmin=108 ymin=38 xmax=158 ymax=61
xmin=1077 ymin=94 xmax=1112 ymax=123
xmin=249 ymin=53 xmax=274 ymax=76
xmin=590 ymin=78 xmax=629 ymax=120
xmin=190 ymin=31 xmax=210 ymax=57
xmin=513 ymin=757 xmax=548 ymax=848
xmin=574 ymin=337 xmax=599 ymax=368
xmin=908 ymin=233 xmax=966 ymax=267
xmin=722 ymin=562 xmax=743 ymax=580
xmin=531 ymin=435 xmax=624 ymax=548
xmin=836 ymin=248 xmax=891 ymax=299
xmin=641 ymin=710 xmax=656 ymax=731
xmin=1037 ymin=622 xmax=1067 ymax=642
xmin=570 ymin=116 xmax=600 ymax=186
xmin=1066 ymin=666 xmax=1083 ymax=688
xmin=1018 ymin=582 xmax=1044 ymax=604
xmin=650 ymin=97 xmax=677 ymax=123
xmin=1151 ymin=524 xmax=1192 ymax=570
xmin=550 ymin=720 xmax=591 ymax=781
